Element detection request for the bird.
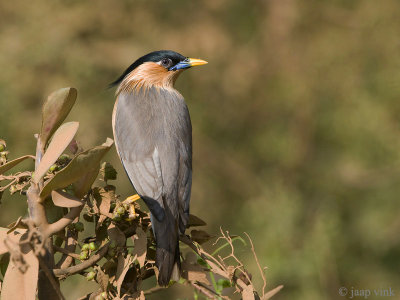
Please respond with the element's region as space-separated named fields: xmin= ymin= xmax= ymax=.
xmin=110 ymin=50 xmax=207 ymax=286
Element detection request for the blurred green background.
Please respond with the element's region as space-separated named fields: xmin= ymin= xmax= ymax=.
xmin=1 ymin=0 xmax=400 ymax=299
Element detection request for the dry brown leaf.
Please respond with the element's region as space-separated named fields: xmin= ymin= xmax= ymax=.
xmin=242 ymin=286 xmax=256 ymax=300
xmin=262 ymin=285 xmax=284 ymax=300
xmin=188 ymin=214 xmax=207 ymax=227
xmin=40 ymin=87 xmax=77 ymax=147
xmin=94 ymin=266 xmax=109 ymax=292
xmin=115 ymin=253 xmax=135 ymax=297
xmin=0 ymin=228 xmax=8 ymax=255
xmin=191 ymin=230 xmax=212 ymax=244
xmin=131 ymin=227 xmax=147 ymax=268
xmin=51 ymin=189 xmax=84 ymax=207
xmin=99 ymin=187 xmax=114 ymax=215
xmin=107 ymin=223 xmax=126 ymax=247
xmin=0 ymin=155 xmax=35 ymax=175
xmin=1 ymin=234 xmax=39 ymax=300
xmin=34 ymin=122 xmax=79 ymax=183
xmin=68 ymin=138 xmax=79 ymax=154
xmin=6 ymin=217 xmax=27 ymax=234
xmin=40 ymin=138 xmax=114 ymax=197
xmin=205 ymin=260 xmax=230 ymax=279
xmin=0 ymin=229 xmax=26 ymax=255
xmin=182 ymin=254 xmax=210 ymax=285
xmin=73 ymin=168 xmax=99 ymax=199
xmin=94 ymin=187 xmax=113 ymax=228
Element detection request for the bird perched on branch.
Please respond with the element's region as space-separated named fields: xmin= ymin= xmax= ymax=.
xmin=110 ymin=50 xmax=207 ymax=286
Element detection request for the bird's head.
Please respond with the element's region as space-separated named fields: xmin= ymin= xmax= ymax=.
xmin=111 ymin=50 xmax=207 ymax=93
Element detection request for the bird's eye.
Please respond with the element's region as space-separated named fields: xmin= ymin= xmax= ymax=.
xmin=161 ymin=58 xmax=172 ymax=68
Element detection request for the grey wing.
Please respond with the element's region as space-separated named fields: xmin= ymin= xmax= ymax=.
xmin=178 ymin=157 xmax=192 ymax=234
xmin=121 ymin=148 xmax=166 ymax=221
xmin=113 ymin=93 xmax=165 ymax=221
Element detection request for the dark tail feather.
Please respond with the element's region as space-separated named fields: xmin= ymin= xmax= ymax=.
xmin=156 ymin=240 xmax=180 ymax=286
xmin=152 ymin=211 xmax=181 ymax=286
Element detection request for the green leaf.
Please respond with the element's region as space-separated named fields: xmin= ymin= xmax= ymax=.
xmin=40 ymin=87 xmax=77 ymax=147
xmin=40 ymin=138 xmax=113 ymax=198
xmin=0 ymin=155 xmax=35 ymax=175
xmin=34 ymin=122 xmax=79 ymax=183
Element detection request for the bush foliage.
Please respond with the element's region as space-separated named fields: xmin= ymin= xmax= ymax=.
xmin=0 ymin=88 xmax=282 ymax=300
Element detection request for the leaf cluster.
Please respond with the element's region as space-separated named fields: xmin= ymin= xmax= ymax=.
xmin=0 ymin=88 xmax=281 ymax=300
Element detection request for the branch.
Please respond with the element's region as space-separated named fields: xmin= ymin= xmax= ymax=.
xmin=38 ymin=256 xmax=66 ymax=300
xmin=56 ymin=229 xmax=78 ymax=269
xmin=44 ymin=206 xmax=84 ymax=238
xmin=52 ymin=243 xmax=109 ymax=278
xmin=245 ymin=232 xmax=267 ymax=297
xmin=190 ymin=282 xmax=220 ymax=300
xmin=53 ymin=245 xmax=80 ymax=259
xmin=27 ymin=184 xmax=48 ymax=229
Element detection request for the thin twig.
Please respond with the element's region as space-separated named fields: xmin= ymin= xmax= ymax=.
xmin=56 ymin=229 xmax=78 ymax=269
xmin=52 ymin=243 xmax=109 ymax=278
xmin=245 ymin=232 xmax=266 ymax=297
xmin=53 ymin=245 xmax=80 ymax=259
xmin=44 ymin=206 xmax=84 ymax=238
xmin=190 ymin=282 xmax=220 ymax=300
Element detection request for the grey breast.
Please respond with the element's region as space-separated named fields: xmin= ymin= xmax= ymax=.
xmin=114 ymin=87 xmax=192 ymax=231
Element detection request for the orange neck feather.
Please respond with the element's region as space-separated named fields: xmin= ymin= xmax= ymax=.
xmin=116 ymin=62 xmax=182 ymax=94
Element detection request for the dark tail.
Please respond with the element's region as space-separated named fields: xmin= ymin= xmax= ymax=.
xmin=152 ymin=209 xmax=181 ymax=286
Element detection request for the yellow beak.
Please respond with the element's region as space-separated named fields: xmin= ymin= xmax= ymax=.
xmin=170 ymin=58 xmax=208 ymax=71
xmin=187 ymin=58 xmax=208 ymax=67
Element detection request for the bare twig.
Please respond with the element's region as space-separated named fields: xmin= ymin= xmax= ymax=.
xmin=52 ymin=243 xmax=109 ymax=278
xmin=263 ymin=285 xmax=284 ymax=300
xmin=44 ymin=206 xmax=84 ymax=238
xmin=245 ymin=232 xmax=267 ymax=297
xmin=53 ymin=245 xmax=80 ymax=259
xmin=190 ymin=282 xmax=220 ymax=300
xmin=56 ymin=229 xmax=78 ymax=269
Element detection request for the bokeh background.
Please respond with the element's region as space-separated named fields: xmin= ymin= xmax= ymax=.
xmin=1 ymin=0 xmax=400 ymax=299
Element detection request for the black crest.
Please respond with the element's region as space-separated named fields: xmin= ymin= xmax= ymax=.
xmin=109 ymin=50 xmax=186 ymax=87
